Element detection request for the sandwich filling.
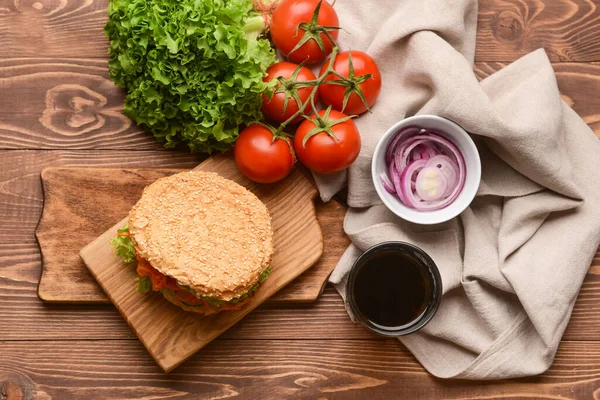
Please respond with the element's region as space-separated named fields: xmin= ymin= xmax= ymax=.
xmin=110 ymin=171 xmax=274 ymax=314
xmin=111 ymin=225 xmax=271 ymax=312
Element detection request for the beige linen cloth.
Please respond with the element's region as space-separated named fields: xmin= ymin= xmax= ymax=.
xmin=320 ymin=0 xmax=600 ymax=379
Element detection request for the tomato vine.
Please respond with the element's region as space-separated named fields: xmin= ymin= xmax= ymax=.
xmin=265 ymin=0 xmax=375 ymax=145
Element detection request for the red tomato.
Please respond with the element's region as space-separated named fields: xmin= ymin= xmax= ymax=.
xmin=294 ymin=109 xmax=361 ymax=174
xmin=261 ymin=62 xmax=318 ymax=123
xmin=319 ymin=51 xmax=382 ymax=115
xmin=137 ymin=264 xmax=166 ymax=291
xmin=176 ymin=290 xmax=205 ymax=305
xmin=235 ymin=124 xmax=295 ymax=183
xmin=270 ymin=0 xmax=339 ymax=64
xmin=164 ymin=276 xmax=181 ymax=291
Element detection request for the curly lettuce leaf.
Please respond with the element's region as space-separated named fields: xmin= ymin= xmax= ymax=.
xmin=110 ymin=223 xmax=272 ymax=302
xmin=110 ymin=225 xmax=136 ymax=264
xmin=259 ymin=266 xmax=271 ymax=283
xmin=178 ymin=266 xmax=271 ymax=304
xmin=230 ymin=266 xmax=271 ymax=303
xmin=136 ymin=276 xmax=153 ymax=293
xmin=105 ymin=0 xmax=275 ymax=153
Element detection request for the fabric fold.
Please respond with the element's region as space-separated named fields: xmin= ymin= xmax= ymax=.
xmin=324 ymin=0 xmax=600 ymax=379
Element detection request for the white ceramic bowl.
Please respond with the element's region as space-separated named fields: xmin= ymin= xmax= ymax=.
xmin=372 ymin=115 xmax=481 ymax=225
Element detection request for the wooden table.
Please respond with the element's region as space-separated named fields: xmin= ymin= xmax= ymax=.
xmin=1 ymin=0 xmax=600 ymax=398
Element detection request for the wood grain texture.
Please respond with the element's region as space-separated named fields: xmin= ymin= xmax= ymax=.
xmin=2 ymin=0 xmax=600 ymax=394
xmin=0 ymin=0 xmax=108 ymax=59
xmin=0 ymin=150 xmax=201 ymax=246
xmin=2 ymin=59 xmax=600 ymax=151
xmin=0 ymin=150 xmax=598 ymax=343
xmin=271 ymin=197 xmax=349 ymax=303
xmin=1 ymin=339 xmax=600 ymax=399
xmin=36 ymin=167 xmax=187 ymax=303
xmin=36 ymin=166 xmax=347 ymax=303
xmin=0 ymin=58 xmax=158 ymax=149
xmin=3 ymin=267 xmax=600 ymax=343
xmin=3 ymin=0 xmax=600 ymax=62
xmin=477 ymin=0 xmax=600 ymax=62
xmin=0 ymin=279 xmax=377 ymax=341
xmin=81 ymin=154 xmax=325 ymax=372
xmin=0 ymin=150 xmax=342 ymax=305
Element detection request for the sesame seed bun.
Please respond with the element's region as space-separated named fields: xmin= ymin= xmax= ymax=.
xmin=128 ymin=171 xmax=274 ymax=302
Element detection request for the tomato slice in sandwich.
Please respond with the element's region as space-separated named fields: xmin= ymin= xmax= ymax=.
xmin=176 ymin=290 xmax=205 ymax=305
xmin=163 ymin=276 xmax=181 ymax=291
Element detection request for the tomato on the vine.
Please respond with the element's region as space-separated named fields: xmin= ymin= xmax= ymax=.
xmin=261 ymin=62 xmax=318 ymax=123
xmin=235 ymin=124 xmax=295 ymax=183
xmin=294 ymin=109 xmax=361 ymax=174
xmin=319 ymin=50 xmax=382 ymax=115
xmin=270 ymin=0 xmax=339 ymax=65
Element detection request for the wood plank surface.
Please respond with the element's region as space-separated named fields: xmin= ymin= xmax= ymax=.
xmin=0 ymin=280 xmax=377 ymax=341
xmin=36 ymin=166 xmax=347 ymax=303
xmin=36 ymin=167 xmax=188 ymax=303
xmin=0 ymin=0 xmax=109 ymax=59
xmin=3 ymin=0 xmax=600 ymax=62
xmin=81 ymin=155 xmax=326 ymax=372
xmin=0 ymin=58 xmax=154 ymax=150
xmin=2 ymin=59 xmax=600 ymax=151
xmin=0 ymin=150 xmax=346 ymax=305
xmin=0 ymin=150 xmax=201 ymax=244
xmin=1 ymin=265 xmax=599 ymax=343
xmin=271 ymin=197 xmax=350 ymax=303
xmin=477 ymin=0 xmax=600 ymax=62
xmin=0 ymin=150 xmax=599 ymax=344
xmin=2 ymin=0 xmax=600 ymax=396
xmin=1 ymin=339 xmax=600 ymax=399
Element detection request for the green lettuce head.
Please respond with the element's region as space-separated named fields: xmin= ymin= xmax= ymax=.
xmin=105 ymin=0 xmax=275 ymax=153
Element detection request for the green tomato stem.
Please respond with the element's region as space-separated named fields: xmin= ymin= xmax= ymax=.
xmin=268 ymin=6 xmax=371 ymax=137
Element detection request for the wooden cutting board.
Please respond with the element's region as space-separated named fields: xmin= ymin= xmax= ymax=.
xmin=80 ymin=155 xmax=325 ymax=372
xmin=36 ymin=160 xmax=349 ymax=304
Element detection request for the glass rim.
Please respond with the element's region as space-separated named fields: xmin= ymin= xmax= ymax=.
xmin=346 ymin=241 xmax=443 ymax=337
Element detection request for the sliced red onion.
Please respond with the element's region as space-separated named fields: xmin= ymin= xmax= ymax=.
xmin=415 ymin=166 xmax=449 ymax=201
xmin=423 ymin=143 xmax=438 ymax=158
xmin=425 ymin=155 xmax=459 ymax=197
xmin=395 ymin=137 xmax=429 ymax=172
xmin=389 ymin=161 xmax=408 ymax=204
xmin=385 ymin=126 xmax=422 ymax=164
xmin=380 ymin=172 xmax=396 ymax=194
xmin=381 ymin=127 xmax=467 ymax=212
xmin=418 ymin=145 xmax=430 ymax=160
xmin=413 ymin=149 xmax=423 ymax=161
xmin=400 ymin=159 xmax=427 ymax=208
